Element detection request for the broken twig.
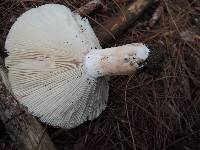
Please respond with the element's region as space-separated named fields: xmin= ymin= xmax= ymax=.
xmin=94 ymin=0 xmax=154 ymax=45
xmin=74 ymin=0 xmax=106 ymax=15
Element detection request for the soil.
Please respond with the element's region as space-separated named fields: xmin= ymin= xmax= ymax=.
xmin=0 ymin=0 xmax=200 ymax=150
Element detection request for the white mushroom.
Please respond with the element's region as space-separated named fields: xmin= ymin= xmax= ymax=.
xmin=5 ymin=4 xmax=149 ymax=128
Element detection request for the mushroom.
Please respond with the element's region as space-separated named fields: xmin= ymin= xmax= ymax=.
xmin=5 ymin=4 xmax=149 ymax=128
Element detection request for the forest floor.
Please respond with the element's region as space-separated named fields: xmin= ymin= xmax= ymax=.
xmin=0 ymin=0 xmax=200 ymax=150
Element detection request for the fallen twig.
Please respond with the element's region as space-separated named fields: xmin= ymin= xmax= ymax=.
xmin=94 ymin=0 xmax=154 ymax=45
xmin=74 ymin=0 xmax=107 ymax=15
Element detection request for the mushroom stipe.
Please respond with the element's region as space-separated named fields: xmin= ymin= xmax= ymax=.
xmin=5 ymin=4 xmax=149 ymax=129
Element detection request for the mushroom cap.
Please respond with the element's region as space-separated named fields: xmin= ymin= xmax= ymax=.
xmin=5 ymin=4 xmax=109 ymax=128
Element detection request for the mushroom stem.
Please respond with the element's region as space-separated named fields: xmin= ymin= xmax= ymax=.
xmin=84 ymin=43 xmax=150 ymax=78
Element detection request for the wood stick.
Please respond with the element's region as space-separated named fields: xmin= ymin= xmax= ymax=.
xmin=0 ymin=58 xmax=56 ymax=150
xmin=74 ymin=0 xmax=105 ymax=15
xmin=94 ymin=0 xmax=154 ymax=45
